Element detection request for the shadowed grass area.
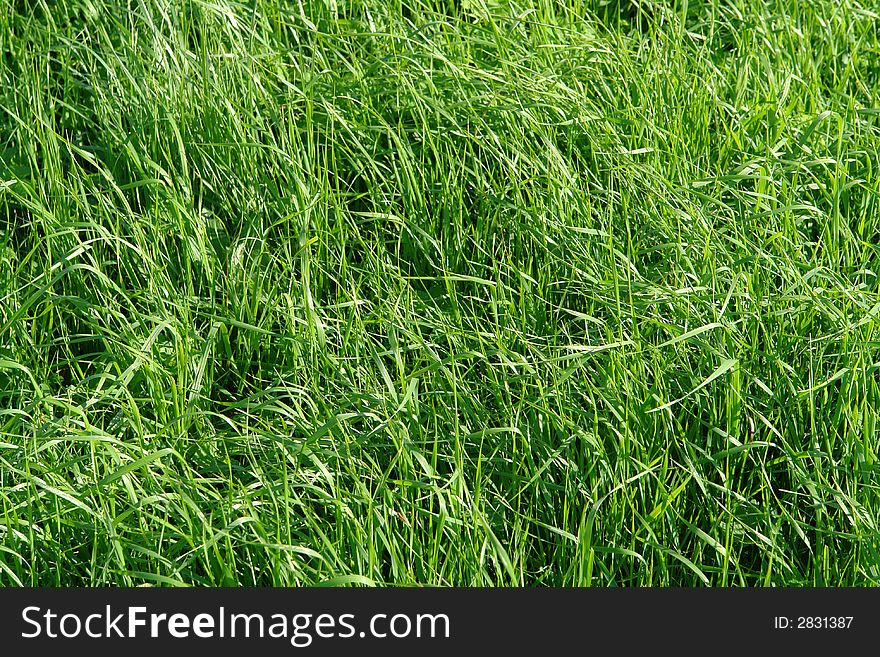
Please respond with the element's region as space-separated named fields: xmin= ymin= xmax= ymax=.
xmin=0 ymin=0 xmax=879 ymax=586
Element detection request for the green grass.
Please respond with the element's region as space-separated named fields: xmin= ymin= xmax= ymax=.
xmin=1 ymin=0 xmax=879 ymax=586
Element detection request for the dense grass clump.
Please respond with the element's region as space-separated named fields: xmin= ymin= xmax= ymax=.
xmin=1 ymin=0 xmax=879 ymax=586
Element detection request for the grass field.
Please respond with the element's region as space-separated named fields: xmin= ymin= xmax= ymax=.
xmin=1 ymin=0 xmax=879 ymax=586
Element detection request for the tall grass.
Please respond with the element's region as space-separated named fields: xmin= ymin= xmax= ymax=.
xmin=1 ymin=0 xmax=879 ymax=586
